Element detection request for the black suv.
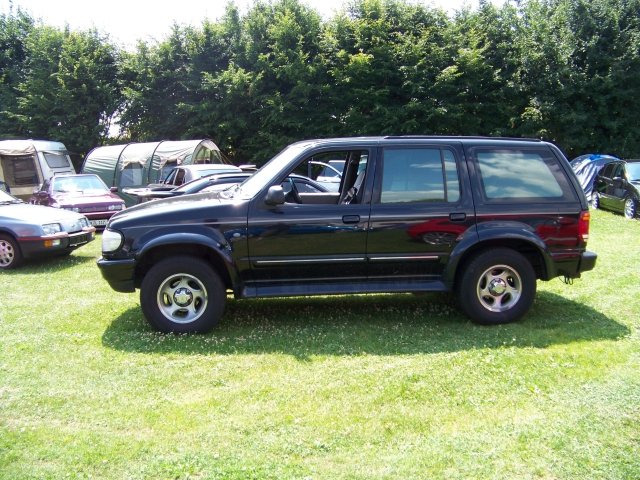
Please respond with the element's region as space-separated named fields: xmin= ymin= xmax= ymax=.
xmin=98 ymin=137 xmax=596 ymax=333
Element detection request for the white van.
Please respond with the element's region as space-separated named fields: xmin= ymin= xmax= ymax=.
xmin=0 ymin=139 xmax=75 ymax=200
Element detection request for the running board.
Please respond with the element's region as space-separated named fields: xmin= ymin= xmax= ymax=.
xmin=240 ymin=278 xmax=449 ymax=298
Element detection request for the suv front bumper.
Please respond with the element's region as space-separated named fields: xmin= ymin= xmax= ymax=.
xmin=97 ymin=257 xmax=136 ymax=292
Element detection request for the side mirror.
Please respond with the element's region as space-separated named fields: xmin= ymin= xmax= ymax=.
xmin=110 ymin=186 xmax=119 ymax=193
xmin=265 ymin=185 xmax=285 ymax=206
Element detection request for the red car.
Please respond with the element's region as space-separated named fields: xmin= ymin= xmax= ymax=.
xmin=30 ymin=174 xmax=125 ymax=228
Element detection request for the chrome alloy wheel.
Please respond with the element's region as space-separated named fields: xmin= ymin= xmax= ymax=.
xmin=156 ymin=273 xmax=208 ymax=324
xmin=624 ymin=198 xmax=636 ymax=219
xmin=0 ymin=238 xmax=16 ymax=268
xmin=476 ymin=264 xmax=523 ymax=312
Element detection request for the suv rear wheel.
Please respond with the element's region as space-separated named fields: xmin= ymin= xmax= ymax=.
xmin=457 ymin=248 xmax=536 ymax=325
xmin=140 ymin=255 xmax=225 ymax=333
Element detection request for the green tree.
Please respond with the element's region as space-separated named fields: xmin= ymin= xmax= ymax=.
xmin=0 ymin=9 xmax=34 ymax=137
xmin=119 ymin=25 xmax=197 ymax=141
xmin=11 ymin=25 xmax=120 ymax=158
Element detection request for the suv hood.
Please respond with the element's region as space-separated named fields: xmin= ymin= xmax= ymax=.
xmin=107 ymin=191 xmax=243 ymax=228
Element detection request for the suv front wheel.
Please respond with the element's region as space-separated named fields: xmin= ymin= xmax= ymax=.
xmin=140 ymin=255 xmax=225 ymax=333
xmin=457 ymin=248 xmax=536 ymax=325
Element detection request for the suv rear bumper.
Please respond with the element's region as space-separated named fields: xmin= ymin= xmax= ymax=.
xmin=579 ymin=250 xmax=597 ymax=273
xmin=97 ymin=257 xmax=136 ymax=292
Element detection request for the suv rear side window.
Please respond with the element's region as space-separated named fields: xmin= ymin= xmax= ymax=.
xmin=474 ymin=148 xmax=571 ymax=200
xmin=381 ymin=148 xmax=460 ymax=203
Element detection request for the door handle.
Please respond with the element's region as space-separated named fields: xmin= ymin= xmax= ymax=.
xmin=449 ymin=212 xmax=466 ymax=222
xmin=342 ymin=215 xmax=360 ymax=224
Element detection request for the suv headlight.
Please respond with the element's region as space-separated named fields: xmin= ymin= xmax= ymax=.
xmin=102 ymin=229 xmax=123 ymax=253
xmin=42 ymin=223 xmax=62 ymax=235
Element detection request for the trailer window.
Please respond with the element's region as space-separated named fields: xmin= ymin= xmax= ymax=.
xmin=43 ymin=152 xmax=71 ymax=169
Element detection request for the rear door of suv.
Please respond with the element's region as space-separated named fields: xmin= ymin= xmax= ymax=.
xmin=365 ymin=141 xmax=476 ymax=285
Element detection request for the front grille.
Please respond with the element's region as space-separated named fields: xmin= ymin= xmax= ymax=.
xmin=79 ymin=205 xmax=111 ymax=213
xmin=68 ymin=232 xmax=93 ymax=247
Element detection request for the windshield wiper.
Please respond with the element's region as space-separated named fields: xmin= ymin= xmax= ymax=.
xmin=219 ymin=184 xmax=241 ymax=199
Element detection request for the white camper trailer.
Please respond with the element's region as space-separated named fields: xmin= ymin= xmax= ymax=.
xmin=0 ymin=139 xmax=75 ymax=200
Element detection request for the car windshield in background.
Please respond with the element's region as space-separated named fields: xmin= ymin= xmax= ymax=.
xmin=627 ymin=163 xmax=640 ymax=181
xmin=52 ymin=175 xmax=109 ymax=194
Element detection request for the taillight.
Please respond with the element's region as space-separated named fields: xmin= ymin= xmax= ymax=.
xmin=578 ymin=210 xmax=590 ymax=243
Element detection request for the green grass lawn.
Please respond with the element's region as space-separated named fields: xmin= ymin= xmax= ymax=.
xmin=1 ymin=209 xmax=639 ymax=479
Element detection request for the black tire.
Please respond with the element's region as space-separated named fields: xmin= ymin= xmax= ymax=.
xmin=457 ymin=248 xmax=536 ymax=325
xmin=0 ymin=233 xmax=22 ymax=270
xmin=623 ymin=197 xmax=637 ymax=219
xmin=591 ymin=193 xmax=600 ymax=209
xmin=140 ymin=255 xmax=225 ymax=333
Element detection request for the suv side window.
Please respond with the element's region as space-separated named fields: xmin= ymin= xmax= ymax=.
xmin=281 ymin=149 xmax=368 ymax=204
xmin=474 ymin=148 xmax=571 ymax=201
xmin=380 ymin=148 xmax=460 ymax=203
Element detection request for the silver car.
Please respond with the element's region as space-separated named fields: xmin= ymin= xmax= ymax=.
xmin=0 ymin=190 xmax=96 ymax=269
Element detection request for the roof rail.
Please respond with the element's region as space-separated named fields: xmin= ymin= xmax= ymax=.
xmin=382 ymin=135 xmax=543 ymax=142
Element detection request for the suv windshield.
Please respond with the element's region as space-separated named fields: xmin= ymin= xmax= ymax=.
xmin=232 ymin=143 xmax=309 ymax=198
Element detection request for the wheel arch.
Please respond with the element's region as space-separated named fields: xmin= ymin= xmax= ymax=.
xmin=133 ymin=234 xmax=237 ymax=292
xmin=447 ymin=236 xmax=549 ymax=290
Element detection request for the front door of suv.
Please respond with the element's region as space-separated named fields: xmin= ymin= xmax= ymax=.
xmin=366 ymin=144 xmax=476 ymax=285
xmin=246 ymin=148 xmax=372 ymax=290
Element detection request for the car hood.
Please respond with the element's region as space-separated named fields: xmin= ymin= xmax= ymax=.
xmin=107 ymin=191 xmax=244 ymax=228
xmin=0 ymin=202 xmax=88 ymax=224
xmin=54 ymin=192 xmax=123 ymax=206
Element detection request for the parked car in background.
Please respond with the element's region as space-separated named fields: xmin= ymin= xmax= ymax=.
xmin=152 ymin=164 xmax=243 ymax=188
xmin=128 ymin=172 xmax=329 ymax=202
xmin=570 ymin=153 xmax=619 ymax=203
xmin=30 ymin=173 xmax=125 ymax=228
xmin=122 ymin=164 xmax=243 ymax=202
xmin=0 ymin=189 xmax=95 ymax=269
xmin=309 ymin=159 xmax=345 ymax=191
xmin=592 ymin=159 xmax=640 ymax=219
